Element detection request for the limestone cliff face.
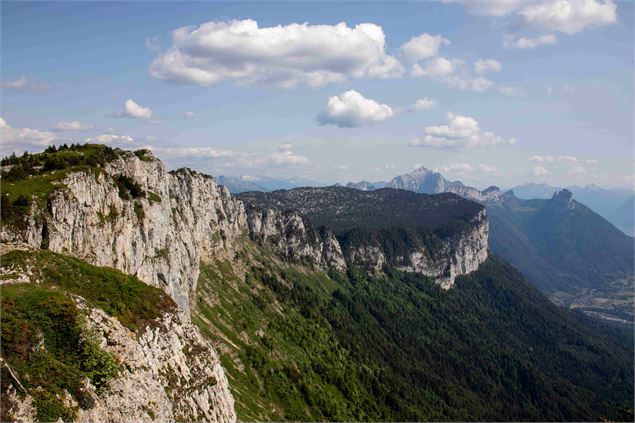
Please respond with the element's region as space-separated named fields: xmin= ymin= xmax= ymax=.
xmin=77 ymin=301 xmax=235 ymax=423
xmin=245 ymin=207 xmax=347 ymax=271
xmin=1 ymin=151 xmax=246 ymax=315
xmin=244 ymin=202 xmax=489 ymax=289
xmin=340 ymin=209 xmax=489 ymax=288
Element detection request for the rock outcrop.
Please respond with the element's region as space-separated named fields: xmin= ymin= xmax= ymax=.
xmin=77 ymin=301 xmax=235 ymax=423
xmin=239 ymin=186 xmax=489 ymax=288
xmin=2 ymin=152 xmax=246 ymax=315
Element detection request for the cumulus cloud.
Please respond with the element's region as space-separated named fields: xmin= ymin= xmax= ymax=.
xmin=114 ymin=99 xmax=153 ymax=120
xmin=317 ymin=90 xmax=394 ymax=128
xmin=84 ymin=134 xmax=136 ymax=145
xmin=410 ymin=97 xmax=437 ymax=112
xmin=399 ymin=33 xmax=450 ymax=63
xmin=448 ymin=0 xmax=617 ymax=34
xmin=520 ymin=0 xmax=617 ymax=34
xmin=183 ymin=111 xmax=195 ymax=120
xmin=0 ymin=117 xmax=60 ymax=155
xmin=53 ymin=121 xmax=94 ymax=131
xmin=268 ymin=144 xmax=309 ymax=166
xmin=115 ymin=98 xmax=152 ymax=119
xmin=409 ymin=112 xmax=516 ymax=149
xmin=412 ymin=57 xmax=494 ymax=92
xmin=474 ymin=59 xmax=501 ymax=75
xmin=532 ymin=166 xmax=551 ymax=176
xmin=150 ymin=19 xmax=403 ymax=88
xmin=498 ymin=85 xmax=527 ymax=97
xmin=155 ymin=143 xmax=308 ymax=169
xmin=2 ymin=76 xmax=53 ymax=93
xmin=504 ymin=34 xmax=557 ymax=49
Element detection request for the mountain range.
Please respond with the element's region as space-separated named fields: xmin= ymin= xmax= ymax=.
xmin=512 ymin=183 xmax=635 ymax=236
xmin=1 ymin=145 xmax=633 ymax=422
xmin=341 ymin=167 xmax=634 ymax=326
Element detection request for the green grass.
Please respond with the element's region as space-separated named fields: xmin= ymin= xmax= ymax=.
xmin=147 ymin=191 xmax=162 ymax=204
xmin=1 ymin=250 xmax=176 ymax=331
xmin=1 ymin=284 xmax=118 ymax=421
xmin=191 ymin=242 xmax=634 ymax=422
xmin=192 ymin=253 xmax=378 ymax=422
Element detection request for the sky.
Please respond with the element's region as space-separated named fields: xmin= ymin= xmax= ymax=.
xmin=1 ymin=0 xmax=633 ymax=189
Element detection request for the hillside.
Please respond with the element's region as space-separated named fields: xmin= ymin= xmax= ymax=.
xmin=1 ymin=144 xmax=633 ymax=422
xmin=193 ymin=245 xmax=634 ymax=421
xmin=0 ymin=248 xmax=235 ymax=422
xmin=488 ymin=190 xmax=634 ymax=324
xmin=512 ymin=183 xmax=635 ymax=236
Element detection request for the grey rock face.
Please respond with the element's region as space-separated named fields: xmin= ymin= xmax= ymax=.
xmin=2 ymin=152 xmax=246 ymax=315
xmin=76 ymin=302 xmax=236 ymax=423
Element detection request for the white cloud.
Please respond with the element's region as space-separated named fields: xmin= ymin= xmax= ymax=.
xmin=437 ymin=163 xmax=498 ymax=174
xmin=183 ymin=111 xmax=195 ymax=120
xmin=532 ymin=166 xmax=551 ymax=176
xmin=504 ymin=34 xmax=557 ymax=49
xmin=269 ymin=144 xmax=309 ymax=166
xmin=478 ymin=164 xmax=498 ymax=173
xmin=84 ymin=134 xmax=136 ymax=145
xmin=529 ymin=155 xmax=579 ymax=163
xmin=53 ymin=121 xmax=94 ymax=131
xmin=155 ymin=147 xmax=239 ymax=159
xmin=520 ymin=0 xmax=617 ymax=34
xmin=317 ymin=90 xmax=394 ymax=128
xmin=447 ymin=0 xmax=617 ymax=34
xmin=409 ymin=112 xmax=516 ymax=149
xmin=155 ymin=144 xmax=308 ymax=168
xmin=150 ymin=19 xmax=404 ymax=88
xmin=498 ymin=85 xmax=527 ymax=97
xmin=399 ymin=33 xmax=450 ymax=63
xmin=412 ymin=57 xmax=494 ymax=92
xmin=442 ymin=0 xmax=531 ymax=17
xmin=412 ymin=57 xmax=457 ymax=78
xmin=411 ymin=97 xmax=437 ymax=111
xmin=547 ymin=86 xmax=553 ymax=96
xmin=2 ymin=76 xmax=53 ymax=93
xmin=0 ymin=117 xmax=60 ymax=155
xmin=474 ymin=59 xmax=501 ymax=75
xmin=114 ymin=99 xmax=153 ymax=119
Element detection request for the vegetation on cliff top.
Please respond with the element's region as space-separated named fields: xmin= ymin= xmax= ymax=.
xmin=1 ymin=284 xmax=118 ymax=422
xmin=1 ymin=249 xmax=176 ymax=331
xmin=0 ymin=249 xmax=178 ymax=422
xmin=0 ymin=144 xmax=153 ymax=230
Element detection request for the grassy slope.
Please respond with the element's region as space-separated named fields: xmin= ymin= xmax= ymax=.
xmin=0 ymin=249 xmax=176 ymax=421
xmin=193 ymin=242 xmax=634 ymax=422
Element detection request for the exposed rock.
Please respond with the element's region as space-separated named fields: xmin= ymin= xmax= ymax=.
xmin=1 ymin=151 xmax=246 ymax=315
xmin=76 ymin=301 xmax=235 ymax=423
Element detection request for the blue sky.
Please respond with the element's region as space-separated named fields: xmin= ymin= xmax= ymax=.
xmin=1 ymin=1 xmax=633 ymax=188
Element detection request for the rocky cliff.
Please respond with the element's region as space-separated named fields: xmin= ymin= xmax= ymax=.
xmin=240 ymin=187 xmax=489 ymax=288
xmin=0 ymin=247 xmax=236 ymax=423
xmin=3 ymin=150 xmax=490 ymax=296
xmin=2 ymin=151 xmax=246 ymax=315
